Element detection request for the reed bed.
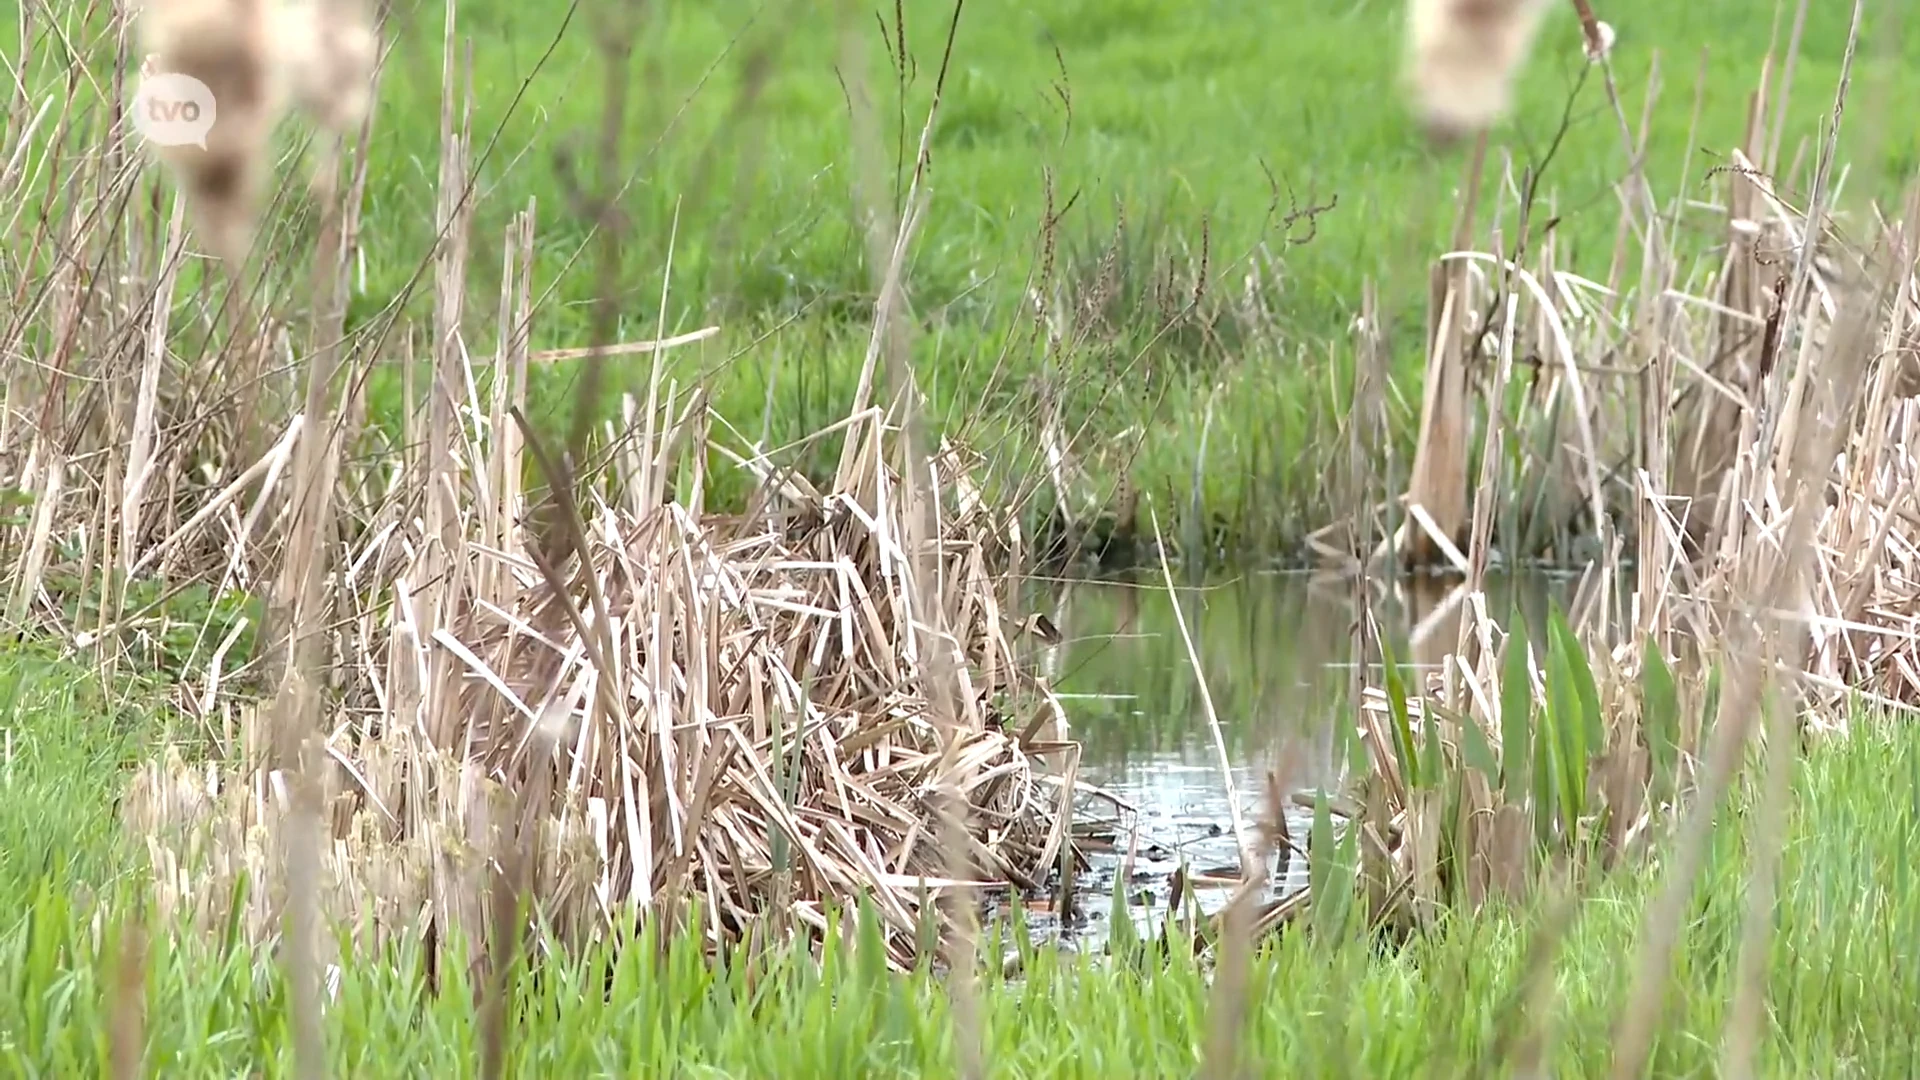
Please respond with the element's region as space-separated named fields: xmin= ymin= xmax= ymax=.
xmin=0 ymin=0 xmax=1081 ymax=977
xmin=10 ymin=0 xmax=1920 ymax=1065
xmin=1296 ymin=8 xmax=1920 ymax=980
xmin=120 ymin=397 xmax=1078 ymax=971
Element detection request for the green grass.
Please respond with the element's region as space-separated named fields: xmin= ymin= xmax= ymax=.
xmin=4 ymin=652 xmax=1919 ymax=1077
xmin=23 ymin=0 xmax=1918 ymax=559
xmin=352 ymin=0 xmax=1917 ymax=332
xmin=360 ymin=0 xmax=1918 ymax=554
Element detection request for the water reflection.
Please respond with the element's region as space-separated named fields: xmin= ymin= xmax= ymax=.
xmin=1007 ymin=569 xmax=1582 ymax=946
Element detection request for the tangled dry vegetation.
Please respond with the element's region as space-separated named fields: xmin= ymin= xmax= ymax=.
xmin=2 ymin=0 xmax=1082 ymax=975
xmin=122 ymin=408 xmax=1079 ymax=971
xmin=1320 ymin=7 xmax=1920 ymax=982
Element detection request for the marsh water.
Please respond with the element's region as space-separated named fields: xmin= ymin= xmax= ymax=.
xmin=999 ymin=568 xmax=1586 ymax=950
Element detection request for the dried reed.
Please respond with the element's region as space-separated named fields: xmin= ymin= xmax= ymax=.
xmin=122 ymin=397 xmax=1078 ymax=969
xmin=1313 ymin=21 xmax=1920 ymax=960
xmin=0 ymin=0 xmax=1083 ymax=984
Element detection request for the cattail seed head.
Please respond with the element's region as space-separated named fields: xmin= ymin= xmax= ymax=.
xmin=275 ymin=0 xmax=378 ymax=135
xmin=1404 ymin=0 xmax=1554 ymax=144
xmin=135 ymin=0 xmax=375 ymax=264
xmin=137 ymin=0 xmax=283 ymax=264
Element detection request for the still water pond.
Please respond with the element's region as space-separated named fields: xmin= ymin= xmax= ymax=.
xmin=999 ymin=569 xmax=1584 ymax=949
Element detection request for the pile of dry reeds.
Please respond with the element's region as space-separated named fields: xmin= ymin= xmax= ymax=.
xmin=0 ymin=0 xmax=1083 ymax=973
xmin=123 ymin=400 xmax=1079 ymax=970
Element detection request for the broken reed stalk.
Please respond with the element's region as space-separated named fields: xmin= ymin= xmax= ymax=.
xmin=1399 ymin=131 xmax=1486 ymax=570
xmin=1484 ymin=871 xmax=1578 ymax=1078
xmin=1724 ymin=9 xmax=1892 ymax=1072
xmin=419 ymin=3 xmax=523 ymax=1073
xmin=106 ymin=904 xmax=149 ymax=1080
xmin=252 ymin=0 xmax=380 ymax=1073
xmin=463 ymin=4 xmax=645 ymax=1056
xmin=1614 ymin=13 xmax=1879 ymax=1071
xmin=1718 ymin=678 xmax=1795 ymax=1077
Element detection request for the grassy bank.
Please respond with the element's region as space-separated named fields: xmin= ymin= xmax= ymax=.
xmin=347 ymin=0 xmax=1920 ymax=556
xmin=3 ymin=653 xmax=1916 ymax=1076
xmin=14 ymin=0 xmax=1916 ymax=558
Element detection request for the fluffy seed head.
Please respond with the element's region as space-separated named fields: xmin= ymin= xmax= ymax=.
xmin=1404 ymin=0 xmax=1554 ymax=144
xmin=138 ymin=0 xmax=282 ymax=263
xmin=275 ymin=0 xmax=378 ymax=135
xmin=135 ymin=0 xmax=376 ymax=264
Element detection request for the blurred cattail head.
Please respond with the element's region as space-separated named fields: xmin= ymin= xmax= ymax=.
xmin=276 ymin=0 xmax=378 ymax=135
xmin=137 ymin=0 xmax=283 ymax=264
xmin=1404 ymin=0 xmax=1555 ymax=144
xmin=135 ymin=0 xmax=375 ymax=265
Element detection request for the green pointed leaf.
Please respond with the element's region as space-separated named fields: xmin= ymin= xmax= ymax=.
xmin=1309 ymin=789 xmax=1356 ymax=947
xmin=1443 ymin=768 xmax=1473 ymax=905
xmin=855 ymin=890 xmax=887 ymax=989
xmin=1500 ymin=610 xmax=1534 ymax=805
xmin=1107 ymin=859 xmax=1137 ymax=961
xmin=1532 ymin=716 xmax=1557 ymax=847
xmin=1545 ymin=617 xmax=1586 ymax=844
xmin=1702 ymin=662 xmax=1723 ymax=748
xmin=1344 ymin=696 xmax=1372 ymax=777
xmin=1422 ymin=693 xmax=1444 ymax=790
xmin=1642 ymin=635 xmax=1679 ymax=808
xmin=1309 ymin=788 xmax=1335 ymax=899
xmin=1380 ymin=636 xmax=1420 ymax=790
xmin=1550 ymin=606 xmax=1605 ymax=754
xmin=1458 ymin=704 xmax=1499 ymax=782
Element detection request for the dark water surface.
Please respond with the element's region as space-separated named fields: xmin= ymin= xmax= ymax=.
xmin=995 ymin=568 xmax=1584 ymax=950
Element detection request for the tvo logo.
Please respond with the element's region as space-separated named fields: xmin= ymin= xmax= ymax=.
xmin=131 ymin=70 xmax=218 ymax=149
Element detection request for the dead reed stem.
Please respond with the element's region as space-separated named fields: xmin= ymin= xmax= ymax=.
xmin=255 ymin=0 xmax=379 ymax=1069
xmin=1719 ymin=681 xmax=1796 ymax=1077
xmin=106 ymin=905 xmax=148 ymax=1080
xmin=1150 ymin=502 xmax=1259 ymax=1079
xmin=1401 ymin=132 xmax=1487 ymax=569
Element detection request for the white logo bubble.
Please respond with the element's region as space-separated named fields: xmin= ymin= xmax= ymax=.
xmin=132 ymin=71 xmax=218 ymax=150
